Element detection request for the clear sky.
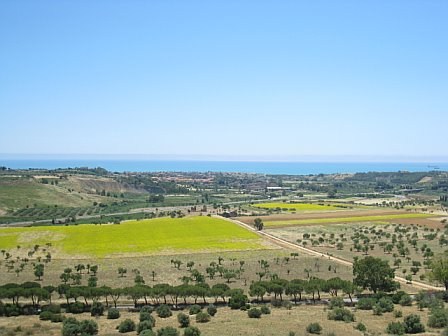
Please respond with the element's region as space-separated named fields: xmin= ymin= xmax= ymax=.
xmin=1 ymin=1 xmax=447 ymax=160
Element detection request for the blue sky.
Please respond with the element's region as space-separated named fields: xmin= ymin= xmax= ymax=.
xmin=1 ymin=1 xmax=447 ymax=160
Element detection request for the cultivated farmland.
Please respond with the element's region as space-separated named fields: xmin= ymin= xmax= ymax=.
xmin=263 ymin=213 xmax=436 ymax=227
xmin=251 ymin=202 xmax=348 ymax=212
xmin=0 ymin=216 xmax=268 ymax=258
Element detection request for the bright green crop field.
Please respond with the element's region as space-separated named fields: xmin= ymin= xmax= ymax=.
xmin=252 ymin=202 xmax=344 ymax=211
xmin=0 ymin=216 xmax=265 ymax=257
xmin=264 ymin=213 xmax=435 ymax=227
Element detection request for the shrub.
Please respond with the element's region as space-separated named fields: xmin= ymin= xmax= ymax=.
xmin=140 ymin=311 xmax=155 ymax=323
xmin=439 ymin=291 xmax=448 ymax=303
xmin=283 ymin=301 xmax=293 ymax=310
xmin=399 ymin=294 xmax=413 ymax=306
xmin=260 ymin=305 xmax=271 ymax=314
xmin=306 ymin=322 xmax=322 ymax=334
xmin=196 ymin=312 xmax=211 ymax=323
xmin=141 ymin=306 xmax=154 ymax=314
xmin=394 ymin=310 xmax=403 ymax=318
xmin=271 ymin=299 xmax=283 ymax=308
xmin=79 ymin=320 xmax=98 ymax=335
xmin=415 ymin=291 xmax=442 ymax=309
xmin=206 ymin=304 xmax=217 ymax=317
xmin=39 ymin=311 xmax=54 ymax=321
xmin=118 ymin=319 xmax=136 ymax=333
xmin=157 ymin=327 xmax=180 ymax=336
xmin=183 ymin=326 xmax=201 ymax=336
xmin=355 ymin=322 xmax=366 ymax=332
xmin=62 ymin=318 xmax=98 ymax=336
xmin=229 ymin=293 xmax=248 ymax=310
xmin=329 ymin=297 xmax=344 ymax=309
xmin=138 ymin=320 xmax=154 ymax=334
xmin=403 ymin=314 xmax=425 ymax=334
xmin=356 ymin=298 xmax=376 ymax=310
xmin=386 ymin=322 xmax=405 ymax=335
xmin=377 ymin=297 xmax=394 ymax=313
xmin=428 ymin=308 xmax=448 ymax=328
xmin=41 ymin=304 xmax=61 ymax=314
xmin=140 ymin=331 xmax=156 ymax=336
xmin=327 ymin=308 xmax=355 ymax=322
xmin=68 ymin=302 xmax=85 ymax=314
xmin=247 ymin=308 xmax=262 ymax=318
xmin=90 ymin=301 xmax=104 ymax=316
xmin=107 ymin=308 xmax=120 ymax=319
xmin=62 ymin=319 xmax=81 ymax=336
xmin=392 ymin=291 xmax=407 ymax=304
xmin=189 ymin=305 xmax=202 ymax=315
xmin=156 ymin=305 xmax=172 ymax=318
xmin=50 ymin=314 xmax=64 ymax=323
xmin=373 ymin=304 xmax=383 ymax=316
xmin=177 ymin=313 xmax=190 ymax=328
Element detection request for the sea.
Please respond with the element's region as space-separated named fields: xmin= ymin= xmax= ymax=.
xmin=0 ymin=160 xmax=447 ymax=175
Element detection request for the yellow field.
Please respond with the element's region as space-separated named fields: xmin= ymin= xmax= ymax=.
xmin=0 ymin=216 xmax=265 ymax=257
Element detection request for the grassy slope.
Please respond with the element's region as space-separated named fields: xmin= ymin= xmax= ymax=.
xmin=264 ymin=213 xmax=434 ymax=227
xmin=0 ymin=216 xmax=264 ymax=257
xmin=0 ymin=177 xmax=102 ymax=211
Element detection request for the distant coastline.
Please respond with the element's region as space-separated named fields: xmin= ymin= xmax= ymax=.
xmin=1 ymin=159 xmax=447 ymax=175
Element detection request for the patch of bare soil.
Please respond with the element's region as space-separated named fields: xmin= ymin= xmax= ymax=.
xmin=390 ymin=217 xmax=445 ymax=229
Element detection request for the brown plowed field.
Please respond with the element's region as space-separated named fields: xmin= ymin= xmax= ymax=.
xmin=235 ymin=209 xmax=414 ymax=225
xmin=390 ymin=217 xmax=445 ymax=229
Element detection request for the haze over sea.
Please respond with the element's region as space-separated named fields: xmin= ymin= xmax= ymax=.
xmin=1 ymin=159 xmax=448 ymax=175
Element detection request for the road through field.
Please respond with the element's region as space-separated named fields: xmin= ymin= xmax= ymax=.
xmin=220 ymin=216 xmax=445 ymax=292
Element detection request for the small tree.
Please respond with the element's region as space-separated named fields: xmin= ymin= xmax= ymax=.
xmin=34 ymin=263 xmax=44 ymax=281
xmin=254 ymin=218 xmax=264 ymax=231
xmin=118 ymin=267 xmax=127 ymax=277
xmin=428 ymin=252 xmax=448 ymax=290
xmin=177 ymin=313 xmax=190 ymax=328
xmin=207 ymin=304 xmax=217 ymax=316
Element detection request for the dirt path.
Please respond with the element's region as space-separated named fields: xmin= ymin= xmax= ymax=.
xmin=218 ymin=216 xmax=445 ymax=292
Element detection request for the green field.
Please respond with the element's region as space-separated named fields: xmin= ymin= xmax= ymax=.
xmin=264 ymin=213 xmax=434 ymax=227
xmin=252 ymin=202 xmax=346 ymax=211
xmin=0 ymin=216 xmax=265 ymax=257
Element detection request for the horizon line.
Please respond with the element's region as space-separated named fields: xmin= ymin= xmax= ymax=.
xmin=1 ymin=153 xmax=448 ymax=163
